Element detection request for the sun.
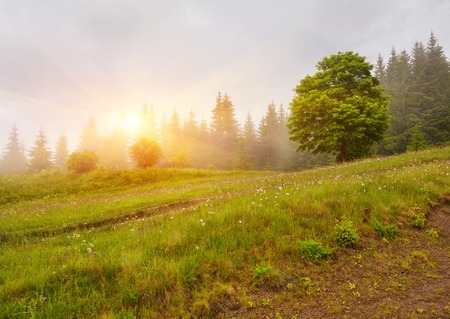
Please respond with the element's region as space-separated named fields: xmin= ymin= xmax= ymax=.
xmin=122 ymin=115 xmax=141 ymax=133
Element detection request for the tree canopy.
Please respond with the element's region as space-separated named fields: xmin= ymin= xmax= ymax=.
xmin=287 ymin=51 xmax=390 ymax=162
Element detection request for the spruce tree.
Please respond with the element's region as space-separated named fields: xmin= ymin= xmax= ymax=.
xmin=54 ymin=133 xmax=69 ymax=170
xmin=421 ymin=32 xmax=450 ymax=144
xmin=276 ymin=104 xmax=300 ymax=170
xmin=160 ymin=109 xmax=187 ymax=166
xmin=181 ymin=110 xmax=200 ymax=167
xmin=137 ymin=104 xmax=158 ymax=141
xmin=210 ymin=92 xmax=239 ymax=168
xmin=101 ymin=118 xmax=130 ymax=168
xmin=79 ymin=116 xmax=101 ymax=154
xmin=1 ymin=125 xmax=27 ymax=174
xmin=234 ymin=113 xmax=258 ymax=170
xmin=29 ymin=128 xmax=52 ymax=172
xmin=379 ymin=49 xmax=413 ymax=154
xmin=374 ymin=54 xmax=387 ymax=87
xmin=258 ymin=102 xmax=279 ymax=169
xmin=378 ymin=32 xmax=450 ymax=153
xmin=182 ymin=110 xmax=199 ymax=140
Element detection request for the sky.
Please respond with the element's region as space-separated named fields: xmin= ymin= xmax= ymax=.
xmin=1 ymin=0 xmax=449 ymax=152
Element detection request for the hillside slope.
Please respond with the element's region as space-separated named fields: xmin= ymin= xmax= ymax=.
xmin=1 ymin=147 xmax=449 ymax=318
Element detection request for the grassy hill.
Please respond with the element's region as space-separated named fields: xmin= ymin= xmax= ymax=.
xmin=1 ymin=147 xmax=449 ymax=318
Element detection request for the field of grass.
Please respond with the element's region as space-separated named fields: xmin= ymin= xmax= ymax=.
xmin=1 ymin=147 xmax=449 ymax=318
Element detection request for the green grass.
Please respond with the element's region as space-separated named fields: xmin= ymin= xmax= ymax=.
xmin=1 ymin=147 xmax=449 ymax=318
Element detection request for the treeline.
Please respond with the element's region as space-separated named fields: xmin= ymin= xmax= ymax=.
xmin=1 ymin=32 xmax=448 ymax=174
xmin=0 ymin=93 xmax=332 ymax=174
xmin=374 ymin=32 xmax=450 ymax=154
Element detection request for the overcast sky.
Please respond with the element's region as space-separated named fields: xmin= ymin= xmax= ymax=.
xmin=1 ymin=0 xmax=449 ymax=152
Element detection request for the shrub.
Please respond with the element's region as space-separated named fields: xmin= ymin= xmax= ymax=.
xmin=373 ymin=221 xmax=398 ymax=238
xmin=252 ymin=262 xmax=281 ymax=288
xmin=410 ymin=206 xmax=427 ymax=228
xmin=66 ymin=151 xmax=99 ymax=173
xmin=129 ymin=138 xmax=163 ymax=168
xmin=299 ymin=240 xmax=334 ymax=262
xmin=333 ymin=217 xmax=359 ymax=247
xmin=426 ymin=229 xmax=439 ymax=238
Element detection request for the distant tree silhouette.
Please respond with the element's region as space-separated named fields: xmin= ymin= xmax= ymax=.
xmin=101 ymin=114 xmax=130 ymax=168
xmin=137 ymin=104 xmax=158 ymax=141
xmin=377 ymin=32 xmax=450 ymax=154
xmin=210 ymin=92 xmax=239 ymax=168
xmin=0 ymin=125 xmax=27 ymax=174
xmin=79 ymin=116 xmax=101 ymax=153
xmin=258 ymin=102 xmax=280 ymax=169
xmin=234 ymin=112 xmax=258 ymax=170
xmin=29 ymin=128 xmax=53 ymax=172
xmin=54 ymin=133 xmax=69 ymax=170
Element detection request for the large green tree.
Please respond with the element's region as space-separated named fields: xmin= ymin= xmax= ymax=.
xmin=288 ymin=51 xmax=390 ymax=162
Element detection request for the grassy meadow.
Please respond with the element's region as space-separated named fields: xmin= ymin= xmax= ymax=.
xmin=1 ymin=147 xmax=449 ymax=318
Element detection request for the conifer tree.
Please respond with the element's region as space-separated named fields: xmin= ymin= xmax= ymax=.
xmin=29 ymin=128 xmax=52 ymax=172
xmin=101 ymin=117 xmax=130 ymax=168
xmin=234 ymin=113 xmax=258 ymax=170
xmin=79 ymin=116 xmax=101 ymax=154
xmin=211 ymin=93 xmax=238 ymax=145
xmin=193 ymin=118 xmax=214 ymax=168
xmin=374 ymin=54 xmax=387 ymax=87
xmin=160 ymin=109 xmax=186 ymax=166
xmin=379 ymin=49 xmax=413 ymax=154
xmin=210 ymin=92 xmax=239 ymax=168
xmin=182 ymin=110 xmax=199 ymax=140
xmin=276 ymin=104 xmax=300 ymax=170
xmin=0 ymin=125 xmax=27 ymax=174
xmin=378 ymin=32 xmax=449 ymax=154
xmin=421 ymin=32 xmax=450 ymax=144
xmin=54 ymin=133 xmax=69 ymax=170
xmin=258 ymin=102 xmax=279 ymax=169
xmin=137 ymin=104 xmax=158 ymax=141
xmin=181 ymin=111 xmax=201 ymax=167
xmin=407 ymin=127 xmax=428 ymax=151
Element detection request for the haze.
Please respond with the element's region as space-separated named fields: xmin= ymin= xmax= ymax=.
xmin=1 ymin=0 xmax=449 ymax=151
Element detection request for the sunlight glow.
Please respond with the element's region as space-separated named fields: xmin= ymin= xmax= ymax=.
xmin=122 ymin=115 xmax=140 ymax=133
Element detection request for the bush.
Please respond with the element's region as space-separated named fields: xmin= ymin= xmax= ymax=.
xmin=299 ymin=240 xmax=334 ymax=262
xmin=66 ymin=151 xmax=99 ymax=173
xmin=252 ymin=262 xmax=281 ymax=288
xmin=426 ymin=229 xmax=439 ymax=238
xmin=333 ymin=217 xmax=359 ymax=247
xmin=410 ymin=206 xmax=427 ymax=228
xmin=129 ymin=138 xmax=163 ymax=169
xmin=373 ymin=221 xmax=398 ymax=238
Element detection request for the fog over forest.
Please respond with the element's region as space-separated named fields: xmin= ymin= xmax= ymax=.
xmin=1 ymin=1 xmax=449 ymax=168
